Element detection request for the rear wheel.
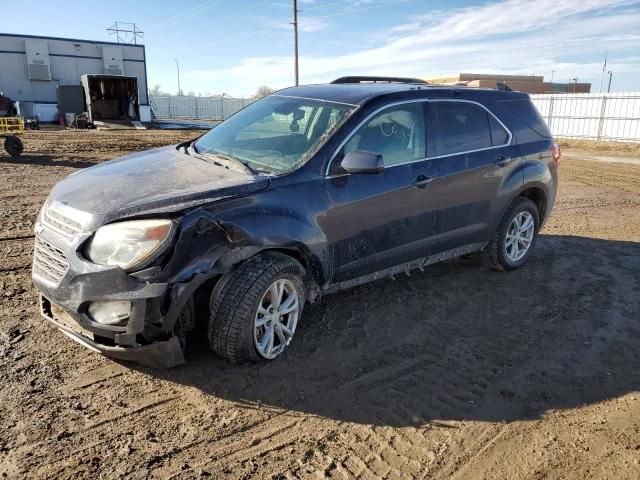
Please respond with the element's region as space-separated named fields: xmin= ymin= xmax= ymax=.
xmin=483 ymin=197 xmax=540 ymax=271
xmin=208 ymin=252 xmax=305 ymax=363
xmin=4 ymin=135 xmax=23 ymax=157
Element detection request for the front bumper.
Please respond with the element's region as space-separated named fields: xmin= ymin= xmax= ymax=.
xmin=39 ymin=295 xmax=184 ymax=367
xmin=31 ymin=205 xmax=190 ymax=367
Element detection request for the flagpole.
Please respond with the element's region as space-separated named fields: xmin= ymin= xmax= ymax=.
xmin=599 ymin=50 xmax=607 ymax=93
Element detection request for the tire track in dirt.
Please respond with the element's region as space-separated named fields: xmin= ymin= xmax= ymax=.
xmin=24 ymin=396 xmax=185 ymax=477
xmin=144 ymin=411 xmax=306 ymax=478
xmin=303 ymin=238 xmax=626 ymax=479
xmin=0 ymin=265 xmax=30 ymax=273
xmin=0 ymin=234 xmax=34 ymax=242
xmin=2 ymin=132 xmax=640 ymax=480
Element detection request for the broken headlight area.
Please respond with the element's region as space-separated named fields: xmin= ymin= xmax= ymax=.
xmin=83 ymin=219 xmax=176 ymax=272
xmin=87 ymin=300 xmax=131 ymax=326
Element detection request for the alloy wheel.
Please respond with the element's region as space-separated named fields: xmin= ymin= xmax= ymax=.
xmin=253 ymin=278 xmax=300 ymax=359
xmin=505 ymin=211 xmax=535 ymax=262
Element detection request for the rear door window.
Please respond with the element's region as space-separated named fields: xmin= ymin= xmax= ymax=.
xmin=430 ymin=102 xmax=495 ymax=156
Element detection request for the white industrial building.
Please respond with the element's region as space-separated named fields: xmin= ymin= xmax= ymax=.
xmin=0 ymin=33 xmax=150 ymax=122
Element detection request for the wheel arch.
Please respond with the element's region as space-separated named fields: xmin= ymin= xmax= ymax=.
xmin=517 ymin=185 xmax=548 ymax=224
xmin=213 ymin=244 xmax=324 ymax=303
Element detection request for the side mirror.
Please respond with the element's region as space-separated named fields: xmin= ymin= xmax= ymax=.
xmin=341 ymin=150 xmax=384 ymax=174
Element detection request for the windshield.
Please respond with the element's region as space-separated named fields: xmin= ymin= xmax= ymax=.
xmin=194 ymin=95 xmax=355 ymax=174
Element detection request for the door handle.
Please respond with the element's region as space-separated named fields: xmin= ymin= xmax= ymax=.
xmin=495 ymin=155 xmax=514 ymax=167
xmin=413 ymin=174 xmax=435 ymax=188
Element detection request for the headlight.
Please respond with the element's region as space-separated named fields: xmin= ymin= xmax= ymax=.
xmin=84 ymin=219 xmax=175 ymax=271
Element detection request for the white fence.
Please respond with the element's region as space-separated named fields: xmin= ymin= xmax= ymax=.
xmin=150 ymin=92 xmax=640 ymax=143
xmin=149 ymin=95 xmax=255 ymax=121
xmin=530 ymin=92 xmax=640 ymax=143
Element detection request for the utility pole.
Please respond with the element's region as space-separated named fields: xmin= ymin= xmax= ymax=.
xmin=174 ymin=59 xmax=182 ymax=96
xmin=292 ymin=0 xmax=299 ymax=86
xmin=571 ymin=77 xmax=578 ymax=93
xmin=607 ymin=71 xmax=613 ymax=93
xmin=550 ymin=70 xmax=555 ymax=82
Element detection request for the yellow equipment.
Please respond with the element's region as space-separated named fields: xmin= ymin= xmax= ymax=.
xmin=0 ymin=117 xmax=24 ymax=157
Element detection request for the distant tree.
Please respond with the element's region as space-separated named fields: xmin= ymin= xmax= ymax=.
xmin=254 ymin=86 xmax=276 ymax=98
xmin=186 ymin=90 xmax=196 ymax=97
xmin=150 ymin=84 xmax=163 ymax=95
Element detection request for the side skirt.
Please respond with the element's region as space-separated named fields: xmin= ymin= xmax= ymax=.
xmin=324 ymin=242 xmax=486 ymax=294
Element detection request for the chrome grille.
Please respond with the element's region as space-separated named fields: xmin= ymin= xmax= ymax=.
xmin=43 ymin=207 xmax=82 ymax=237
xmin=33 ymin=236 xmax=69 ymax=284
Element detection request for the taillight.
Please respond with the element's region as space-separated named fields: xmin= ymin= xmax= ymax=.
xmin=551 ymin=142 xmax=561 ymax=167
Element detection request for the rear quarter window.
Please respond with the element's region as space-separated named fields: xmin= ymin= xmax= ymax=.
xmin=497 ymin=99 xmax=551 ymax=138
xmin=489 ymin=115 xmax=510 ymax=145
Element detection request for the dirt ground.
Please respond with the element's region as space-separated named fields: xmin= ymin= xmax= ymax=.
xmin=1 ymin=130 xmax=639 ymax=479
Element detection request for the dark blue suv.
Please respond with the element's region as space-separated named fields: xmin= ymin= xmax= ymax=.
xmin=32 ymin=77 xmax=560 ymax=366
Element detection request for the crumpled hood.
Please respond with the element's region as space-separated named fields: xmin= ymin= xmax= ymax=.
xmin=47 ymin=146 xmax=270 ymax=226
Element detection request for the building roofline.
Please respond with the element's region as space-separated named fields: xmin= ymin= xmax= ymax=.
xmin=0 ymin=32 xmax=144 ymax=48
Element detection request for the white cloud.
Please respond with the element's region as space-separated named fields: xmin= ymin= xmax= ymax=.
xmin=298 ymin=17 xmax=332 ymax=32
xmin=182 ymin=0 xmax=640 ymax=94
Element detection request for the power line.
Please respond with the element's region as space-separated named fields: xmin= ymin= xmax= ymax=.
xmin=148 ymin=0 xmax=269 ymax=40
xmin=163 ymin=31 xmax=261 ymax=52
xmin=301 ymin=0 xmax=357 ymax=12
xmin=304 ymin=0 xmax=409 ymax=20
xmin=146 ymin=0 xmax=226 ymax=32
xmin=146 ymin=0 xmax=216 ymax=31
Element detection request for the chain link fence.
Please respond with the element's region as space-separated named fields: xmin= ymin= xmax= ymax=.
xmin=530 ymin=92 xmax=640 ymax=143
xmin=149 ymin=95 xmax=255 ymax=121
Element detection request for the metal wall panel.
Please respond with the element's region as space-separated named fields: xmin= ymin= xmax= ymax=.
xmin=102 ymin=46 xmax=124 ymax=76
xmin=25 ymin=39 xmax=51 ymax=80
xmin=0 ymin=34 xmax=147 ymax=109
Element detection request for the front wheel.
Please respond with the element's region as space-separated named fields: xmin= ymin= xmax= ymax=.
xmin=483 ymin=197 xmax=540 ymax=271
xmin=208 ymin=252 xmax=305 ymax=363
xmin=4 ymin=135 xmax=23 ymax=157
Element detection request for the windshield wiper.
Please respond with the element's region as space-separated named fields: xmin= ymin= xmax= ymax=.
xmin=196 ymin=151 xmax=260 ymax=176
xmin=220 ymin=154 xmax=260 ymax=176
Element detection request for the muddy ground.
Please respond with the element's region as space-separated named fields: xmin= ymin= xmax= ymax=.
xmin=1 ymin=130 xmax=639 ymax=479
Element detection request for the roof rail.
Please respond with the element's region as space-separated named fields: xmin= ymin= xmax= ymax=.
xmin=331 ymin=76 xmax=428 ymax=85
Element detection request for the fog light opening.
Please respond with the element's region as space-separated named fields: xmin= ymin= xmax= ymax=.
xmin=88 ymin=301 xmax=131 ymax=326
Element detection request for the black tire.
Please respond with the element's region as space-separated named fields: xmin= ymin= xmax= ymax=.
xmin=4 ymin=136 xmax=23 ymax=157
xmin=208 ymin=252 xmax=306 ymax=364
xmin=483 ymin=197 xmax=540 ymax=271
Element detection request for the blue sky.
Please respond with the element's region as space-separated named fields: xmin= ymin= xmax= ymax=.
xmin=3 ymin=0 xmax=640 ymax=96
